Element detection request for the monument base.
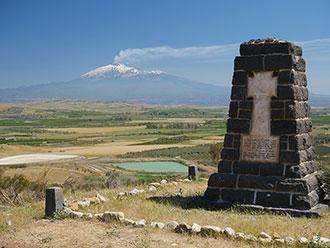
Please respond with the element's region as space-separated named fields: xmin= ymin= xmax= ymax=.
xmin=203 ymin=199 xmax=329 ymax=217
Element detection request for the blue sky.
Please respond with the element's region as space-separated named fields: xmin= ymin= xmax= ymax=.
xmin=0 ymin=0 xmax=330 ymax=93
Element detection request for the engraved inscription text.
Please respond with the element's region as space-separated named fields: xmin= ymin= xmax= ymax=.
xmin=240 ymin=71 xmax=280 ymax=163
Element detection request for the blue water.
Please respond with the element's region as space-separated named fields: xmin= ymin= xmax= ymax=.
xmin=113 ymin=161 xmax=187 ymax=173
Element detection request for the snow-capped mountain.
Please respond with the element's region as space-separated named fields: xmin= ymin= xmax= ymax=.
xmin=0 ymin=64 xmax=230 ymax=105
xmin=0 ymin=63 xmax=329 ymax=106
xmin=81 ymin=64 xmax=164 ymax=79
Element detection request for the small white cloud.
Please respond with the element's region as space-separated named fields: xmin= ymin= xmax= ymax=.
xmin=114 ymin=38 xmax=330 ymax=66
xmin=297 ymin=38 xmax=330 ymax=61
xmin=114 ymin=43 xmax=239 ymax=66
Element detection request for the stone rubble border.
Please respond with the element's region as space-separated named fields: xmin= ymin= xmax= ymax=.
xmin=60 ymin=179 xmax=329 ymax=247
xmin=62 ymin=207 xmax=330 ymax=247
xmin=68 ymin=179 xmax=188 ymax=209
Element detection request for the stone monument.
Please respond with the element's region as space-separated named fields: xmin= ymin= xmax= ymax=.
xmin=204 ymin=38 xmax=328 ymax=216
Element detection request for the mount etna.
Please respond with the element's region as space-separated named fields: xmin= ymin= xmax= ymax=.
xmin=0 ymin=64 xmax=329 ymax=106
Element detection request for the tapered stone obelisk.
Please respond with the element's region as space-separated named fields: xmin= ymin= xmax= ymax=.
xmin=204 ymin=38 xmax=328 ymax=216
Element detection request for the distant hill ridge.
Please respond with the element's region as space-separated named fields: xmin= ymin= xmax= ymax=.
xmin=0 ymin=63 xmax=329 ymax=106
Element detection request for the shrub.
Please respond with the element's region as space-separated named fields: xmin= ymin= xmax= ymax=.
xmin=62 ymin=171 xmax=137 ymax=192
xmin=8 ymin=164 xmax=27 ymax=169
xmin=105 ymin=170 xmax=136 ymax=188
xmin=209 ymin=142 xmax=222 ymax=162
xmin=321 ymin=167 xmax=330 ymax=194
xmin=0 ymin=174 xmax=46 ymax=205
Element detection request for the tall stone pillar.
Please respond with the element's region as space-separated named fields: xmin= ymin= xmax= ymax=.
xmin=204 ymin=38 xmax=328 ymax=216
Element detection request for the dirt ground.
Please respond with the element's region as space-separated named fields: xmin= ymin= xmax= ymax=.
xmin=0 ymin=219 xmax=256 ymax=248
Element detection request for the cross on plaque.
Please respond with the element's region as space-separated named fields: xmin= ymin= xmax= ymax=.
xmin=241 ymin=71 xmax=280 ymax=162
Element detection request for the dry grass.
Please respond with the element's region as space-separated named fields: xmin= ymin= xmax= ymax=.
xmin=1 ymin=180 xmax=329 ymax=247
xmin=81 ymin=181 xmax=330 ymax=240
xmin=3 ymin=167 xmax=87 ymax=185
xmin=0 ymin=145 xmax=47 ymax=157
xmin=2 ymin=159 xmax=94 ymax=184
xmin=51 ymin=141 xmax=199 ymax=157
xmin=0 ymin=219 xmax=255 ymax=248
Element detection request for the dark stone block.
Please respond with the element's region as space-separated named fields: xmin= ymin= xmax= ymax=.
xmin=233 ymin=134 xmax=241 ymax=148
xmin=231 ymin=86 xmax=247 ymax=100
xmin=222 ymin=189 xmax=255 ymax=204
xmin=277 ymin=70 xmax=307 ymax=86
xmin=280 ymin=135 xmax=288 ymax=142
xmin=277 ymin=85 xmax=308 ymax=101
xmin=260 ymin=163 xmax=284 ymax=177
xmin=297 ymin=87 xmax=308 ymax=101
xmin=229 ymin=101 xmax=238 ymax=118
xmin=240 ymin=42 xmax=302 ymax=56
xmin=277 ymin=70 xmax=294 ymax=85
xmin=280 ymin=151 xmax=300 ymax=163
xmin=277 ymin=85 xmax=294 ymax=99
xmin=221 ymin=148 xmax=240 ymax=160
xmin=239 ymin=99 xmax=253 ymax=110
xmin=224 ymin=134 xmax=234 ymax=147
xmin=293 ymin=45 xmax=303 ymax=56
xmin=288 ymin=133 xmax=312 ymax=150
xmin=223 ymin=134 xmax=240 ymax=149
xmin=295 ymin=57 xmax=306 ymax=72
xmin=233 ymin=161 xmax=260 ymax=175
xmin=296 ymin=119 xmax=312 ymax=133
xmin=285 ymin=161 xmax=319 ymax=178
xmin=277 ymin=174 xmax=319 ymax=193
xmin=294 ymin=71 xmax=307 ymax=86
xmin=232 ymin=71 xmax=248 ymax=85
xmin=271 ymin=109 xmax=284 ymax=119
xmin=264 ymin=54 xmax=306 ymax=71
xmin=299 ymin=147 xmax=317 ymax=162
xmin=264 ymin=54 xmax=294 ymax=71
xmin=238 ymin=109 xmax=251 ymax=119
xmin=234 ymin=55 xmax=264 ymax=71
xmin=206 ymin=173 xmax=219 ymax=186
xmin=218 ymin=160 xmax=233 ymax=173
xmin=227 ymin=118 xmax=250 ymax=133
xmin=277 ymin=179 xmax=308 ymax=193
xmin=271 ymin=120 xmax=297 ymax=135
xmin=271 ymin=119 xmax=312 ymax=135
xmin=285 ymin=101 xmax=310 ymax=119
xmin=280 ymin=148 xmax=315 ymax=164
xmin=271 ymin=100 xmax=284 ymax=109
xmin=204 ymin=187 xmax=220 ymax=201
xmin=238 ymin=175 xmax=278 ymax=190
xmin=256 ymin=192 xmax=290 ymax=208
xmin=280 ymin=141 xmax=287 ymax=150
xmin=292 ymin=191 xmax=319 ymax=210
xmin=208 ymin=173 xmax=237 ymax=188
xmin=45 ymin=187 xmax=64 ymax=218
xmin=188 ymin=165 xmax=199 ymax=180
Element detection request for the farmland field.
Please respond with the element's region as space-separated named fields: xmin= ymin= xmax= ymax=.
xmin=0 ymin=101 xmax=228 ymax=183
xmin=0 ymin=100 xmax=329 ymax=184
